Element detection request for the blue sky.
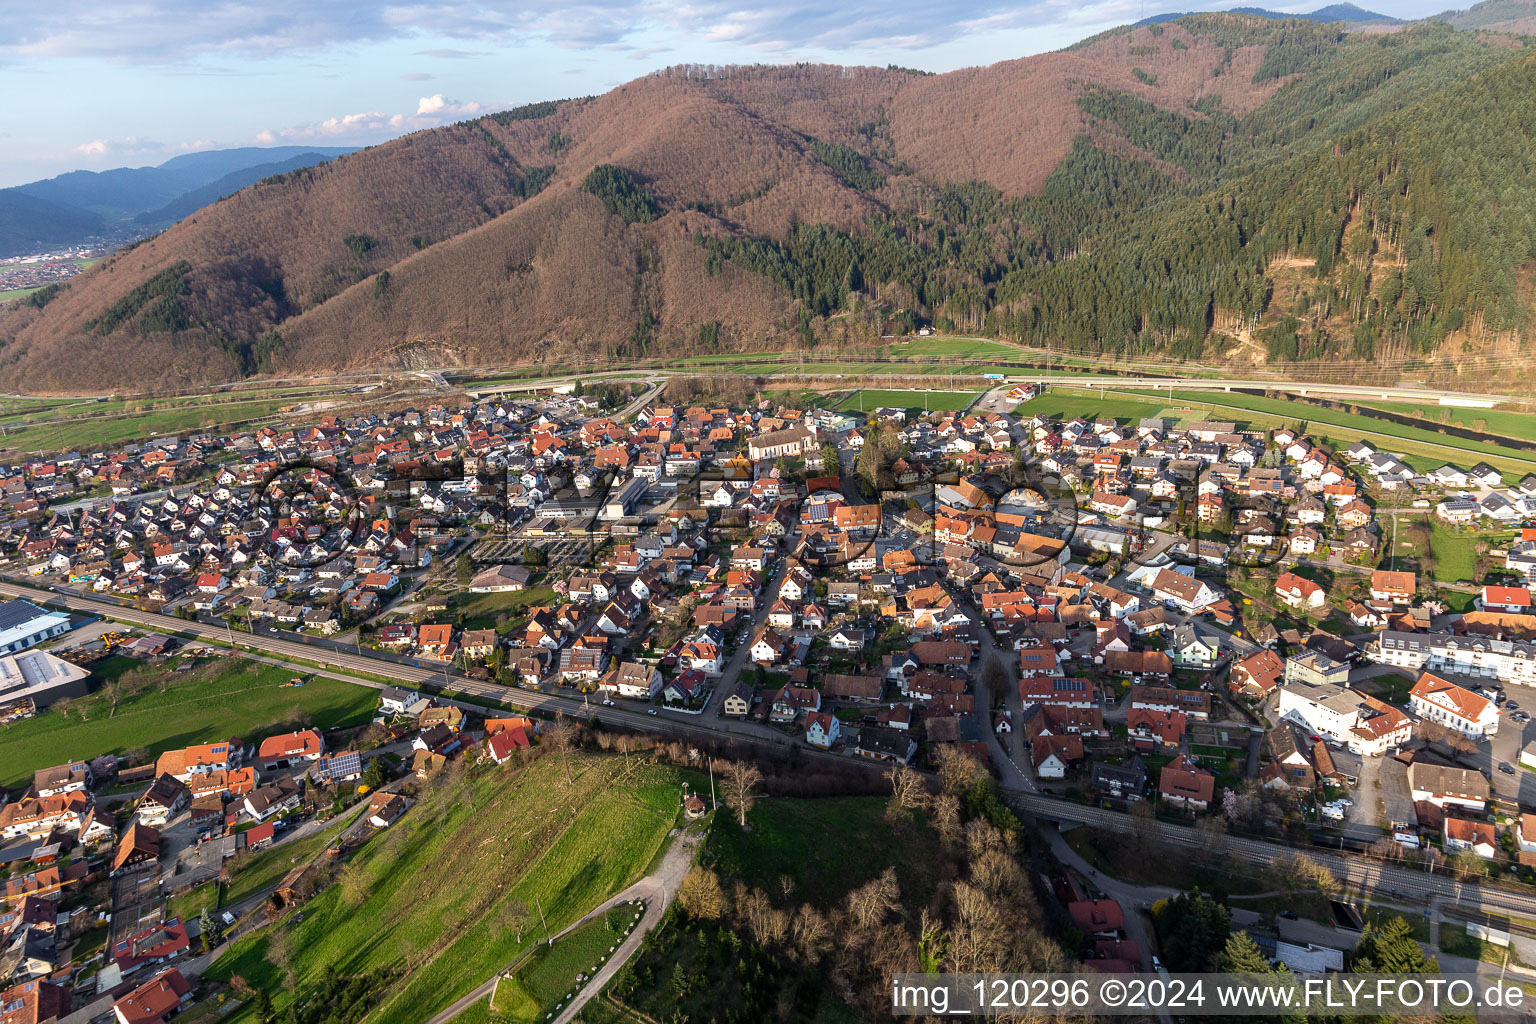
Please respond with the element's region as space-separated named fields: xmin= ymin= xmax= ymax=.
xmin=1 ymin=0 xmax=1442 ymax=187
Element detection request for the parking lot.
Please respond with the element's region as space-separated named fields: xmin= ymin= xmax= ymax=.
xmin=1486 ymin=681 xmax=1536 ymax=806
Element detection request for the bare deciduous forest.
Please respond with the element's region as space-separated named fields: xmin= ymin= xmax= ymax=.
xmin=3 ymin=15 xmax=1534 ymax=390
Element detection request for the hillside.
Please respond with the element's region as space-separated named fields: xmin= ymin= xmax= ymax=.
xmin=0 ymin=190 xmax=105 ymax=257
xmin=2 ymin=15 xmax=1534 ymax=391
xmin=131 ymin=152 xmax=352 ymax=226
xmin=205 ymin=751 xmax=689 ymax=1024
xmin=600 ymin=760 xmax=1071 ymax=1022
xmin=1438 ymin=0 xmax=1536 ymax=33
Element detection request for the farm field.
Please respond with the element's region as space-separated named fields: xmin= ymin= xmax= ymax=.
xmin=0 ymin=397 xmax=298 ymax=454
xmin=204 ymin=753 xmax=686 ymax=1024
xmin=835 ymin=388 xmax=979 ymax=413
xmin=0 ymin=654 xmax=377 ymax=789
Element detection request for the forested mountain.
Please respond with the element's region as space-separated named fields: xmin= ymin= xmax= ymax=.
xmin=1137 ymin=4 xmax=1399 ymax=26
xmin=2 ymin=14 xmax=1533 ymax=391
xmin=0 ymin=191 xmax=106 ymax=258
xmin=1438 ymin=0 xmax=1536 ymax=33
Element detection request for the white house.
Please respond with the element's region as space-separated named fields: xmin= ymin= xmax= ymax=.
xmin=805 ymin=712 xmax=840 ymax=749
xmin=605 ymin=661 xmax=662 ymax=700
xmin=1410 ymin=672 xmax=1499 ymax=740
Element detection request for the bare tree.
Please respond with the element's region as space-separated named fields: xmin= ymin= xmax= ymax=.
xmin=102 ymin=676 xmax=126 ymax=717
xmin=265 ymin=923 xmax=296 ymax=986
xmin=933 ymin=745 xmax=986 ymax=798
xmin=542 ymin=712 xmax=578 ymax=784
xmin=677 ymin=866 xmax=726 ymax=920
xmin=1443 ymin=730 xmax=1478 ymax=757
xmin=981 ymin=656 xmax=1010 ymax=709
xmin=719 ymin=759 xmax=763 ymax=828
xmin=1449 ymin=850 xmax=1485 ymax=882
xmin=497 ymin=896 xmax=530 ymax=943
xmin=932 ymin=793 xmax=963 ymax=847
xmin=884 ymin=763 xmax=929 ymax=820
xmin=790 ymin=904 xmax=831 ymax=964
xmin=846 ymin=866 xmax=901 ymax=929
xmin=1271 ymin=850 xmax=1339 ymax=897
xmin=1128 ymin=797 xmax=1158 ymax=854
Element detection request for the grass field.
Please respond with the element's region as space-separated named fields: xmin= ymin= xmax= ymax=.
xmin=709 ymin=793 xmax=943 ymax=909
xmin=885 ymin=337 xmax=1023 ymax=361
xmin=835 ymin=388 xmax=979 ymax=413
xmin=0 ymin=654 xmax=378 ymax=789
xmin=0 ymin=397 xmax=299 ymax=454
xmin=1390 ymin=518 xmax=1500 ymax=584
xmin=1440 ymin=921 xmax=1522 ymax=966
xmin=1353 ymin=400 xmax=1536 ymax=444
xmin=205 ymin=753 xmax=686 ymax=1024
xmin=450 ymin=586 xmax=558 ymax=633
xmin=1427 ymin=521 xmax=1485 ymax=584
xmin=490 ymin=904 xmax=640 ymax=1022
xmin=168 ymin=880 xmax=221 ymax=922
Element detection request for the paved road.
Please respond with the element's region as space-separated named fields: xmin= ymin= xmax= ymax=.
xmin=425 ymin=827 xmax=700 ymax=1024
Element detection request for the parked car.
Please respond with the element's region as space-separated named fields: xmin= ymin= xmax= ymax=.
xmin=1499 ymin=762 xmax=1516 ymax=775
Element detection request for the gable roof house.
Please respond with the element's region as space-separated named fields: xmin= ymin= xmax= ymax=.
xmin=257 ymin=730 xmax=324 ymax=771
xmin=1410 ymin=672 xmax=1499 ymax=740
xmin=1159 ymin=754 xmax=1215 ymax=810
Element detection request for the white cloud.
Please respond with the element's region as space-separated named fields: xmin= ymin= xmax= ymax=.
xmin=69 ymin=136 xmax=165 ymax=160
xmin=416 ymin=93 xmax=482 ymax=116
xmin=258 ymin=93 xmax=496 ymax=144
xmin=413 ymin=47 xmax=491 ymax=58
xmin=180 ymin=138 xmax=216 ymax=151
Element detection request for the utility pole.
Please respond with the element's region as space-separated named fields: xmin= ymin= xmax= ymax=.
xmin=708 ymin=757 xmax=716 ymax=810
xmin=536 ymin=894 xmax=549 ymax=942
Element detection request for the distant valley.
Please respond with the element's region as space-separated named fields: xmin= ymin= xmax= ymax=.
xmin=0 ymin=146 xmax=352 ymax=259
